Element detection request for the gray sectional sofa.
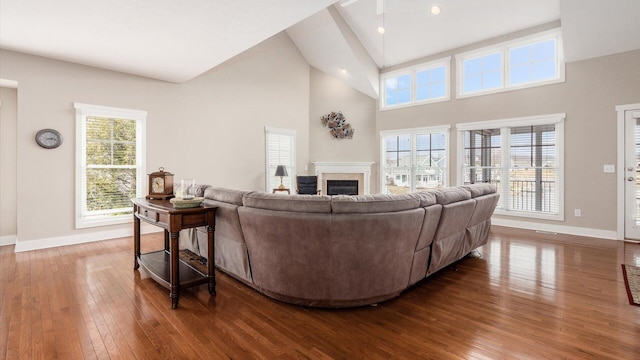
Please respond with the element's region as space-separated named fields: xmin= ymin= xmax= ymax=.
xmin=180 ymin=184 xmax=499 ymax=307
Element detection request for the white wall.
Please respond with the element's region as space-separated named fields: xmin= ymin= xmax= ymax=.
xmin=0 ymin=32 xmax=311 ymax=248
xmin=308 ymin=67 xmax=378 ymax=190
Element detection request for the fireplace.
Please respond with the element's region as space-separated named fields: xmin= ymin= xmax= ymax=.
xmin=312 ymin=161 xmax=374 ymax=195
xmin=327 ymin=180 xmax=358 ymax=195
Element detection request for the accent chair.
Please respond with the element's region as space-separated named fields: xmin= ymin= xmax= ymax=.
xmin=296 ymin=176 xmax=321 ymax=195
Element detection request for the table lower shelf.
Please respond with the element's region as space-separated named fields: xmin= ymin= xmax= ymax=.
xmin=137 ymin=250 xmax=210 ymax=290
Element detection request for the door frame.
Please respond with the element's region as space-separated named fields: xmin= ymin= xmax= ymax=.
xmin=617 ymin=103 xmax=640 ymax=240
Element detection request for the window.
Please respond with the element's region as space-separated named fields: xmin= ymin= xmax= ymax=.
xmin=462 ymin=52 xmax=502 ymax=93
xmin=381 ymin=126 xmax=449 ymax=194
xmin=457 ymin=113 xmax=565 ymax=220
xmin=384 ymin=73 xmax=411 ymax=106
xmin=509 ymin=38 xmax=557 ymax=85
xmin=74 ymin=103 xmax=146 ymax=228
xmin=416 ymin=66 xmax=447 ymax=101
xmin=456 ymin=29 xmax=564 ymax=98
xmin=381 ymin=57 xmax=450 ymax=110
xmin=265 ymin=127 xmax=296 ymax=191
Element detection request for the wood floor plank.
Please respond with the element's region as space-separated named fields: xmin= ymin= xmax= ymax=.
xmin=2 ymin=227 xmax=640 ymax=359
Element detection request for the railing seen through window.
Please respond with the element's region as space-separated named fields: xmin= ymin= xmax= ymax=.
xmin=462 ymin=118 xmax=561 ymax=218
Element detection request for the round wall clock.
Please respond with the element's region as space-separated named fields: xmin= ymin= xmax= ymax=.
xmin=35 ymin=129 xmax=63 ymax=149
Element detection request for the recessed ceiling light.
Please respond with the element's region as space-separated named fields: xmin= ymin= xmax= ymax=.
xmin=378 ymin=26 xmax=386 ymax=34
xmin=431 ymin=5 xmax=441 ymax=15
xmin=341 ymin=68 xmax=348 ymax=74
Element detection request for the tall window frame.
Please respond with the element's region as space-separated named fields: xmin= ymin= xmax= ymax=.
xmin=457 ymin=113 xmax=565 ymax=221
xmin=74 ymin=103 xmax=146 ymax=229
xmin=380 ymin=126 xmax=450 ymax=194
xmin=265 ymin=127 xmax=296 ymax=192
xmin=380 ymin=57 xmax=451 ymax=110
xmin=456 ymin=28 xmax=564 ymax=98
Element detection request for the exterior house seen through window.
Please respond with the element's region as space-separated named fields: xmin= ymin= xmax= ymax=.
xmin=75 ymin=103 xmax=146 ymax=229
xmin=381 ymin=127 xmax=449 ymax=194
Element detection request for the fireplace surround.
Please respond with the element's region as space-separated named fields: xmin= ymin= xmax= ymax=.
xmin=312 ymin=161 xmax=374 ymax=195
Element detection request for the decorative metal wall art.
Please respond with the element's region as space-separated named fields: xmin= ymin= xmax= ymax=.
xmin=320 ymin=111 xmax=355 ymax=139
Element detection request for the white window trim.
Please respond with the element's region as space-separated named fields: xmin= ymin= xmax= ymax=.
xmin=456 ymin=113 xmax=565 ymax=221
xmin=380 ymin=125 xmax=451 ymax=193
xmin=74 ymin=102 xmax=147 ymax=229
xmin=380 ymin=57 xmax=451 ymax=111
xmin=264 ymin=126 xmax=297 ymax=192
xmin=456 ymin=28 xmax=565 ymax=99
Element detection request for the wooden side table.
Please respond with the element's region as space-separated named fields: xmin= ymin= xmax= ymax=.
xmin=272 ymin=188 xmax=290 ymax=194
xmin=132 ymin=198 xmax=217 ymax=309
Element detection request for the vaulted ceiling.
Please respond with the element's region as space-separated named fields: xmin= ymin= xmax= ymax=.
xmin=1 ymin=0 xmax=639 ymax=99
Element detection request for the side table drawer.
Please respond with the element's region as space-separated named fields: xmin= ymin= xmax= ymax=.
xmin=136 ymin=206 xmax=169 ymax=227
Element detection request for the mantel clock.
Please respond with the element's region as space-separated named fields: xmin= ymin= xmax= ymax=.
xmin=146 ymin=167 xmax=175 ymax=200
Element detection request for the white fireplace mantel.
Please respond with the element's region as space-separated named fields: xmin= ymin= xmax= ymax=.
xmin=312 ymin=161 xmax=374 ymax=195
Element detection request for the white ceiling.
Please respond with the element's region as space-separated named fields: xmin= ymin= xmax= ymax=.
xmin=335 ymin=0 xmax=561 ymax=68
xmin=560 ymin=0 xmax=640 ymax=62
xmin=1 ymin=0 xmax=639 ymax=96
xmin=0 ymin=0 xmax=337 ymax=83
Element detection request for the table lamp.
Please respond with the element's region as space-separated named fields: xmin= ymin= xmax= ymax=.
xmin=274 ymin=165 xmax=288 ymax=189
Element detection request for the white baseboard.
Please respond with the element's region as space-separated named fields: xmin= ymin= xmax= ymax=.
xmin=492 ymin=217 xmax=618 ymax=240
xmin=0 ymin=235 xmax=17 ymax=246
xmin=14 ymin=224 xmax=162 ymax=253
xmin=9 ymin=217 xmax=619 ymax=252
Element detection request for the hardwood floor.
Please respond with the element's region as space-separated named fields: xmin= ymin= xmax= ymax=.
xmin=1 ymin=226 xmax=640 ymax=359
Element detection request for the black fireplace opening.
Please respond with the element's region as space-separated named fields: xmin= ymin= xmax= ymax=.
xmin=327 ymin=180 xmax=358 ymax=195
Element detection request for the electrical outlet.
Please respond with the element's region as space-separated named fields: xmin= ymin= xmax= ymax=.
xmin=574 ymin=209 xmax=582 ymax=217
xmin=603 ymin=165 xmax=615 ymax=173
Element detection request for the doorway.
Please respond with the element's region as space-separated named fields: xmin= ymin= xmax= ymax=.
xmin=618 ymin=103 xmax=640 ymax=240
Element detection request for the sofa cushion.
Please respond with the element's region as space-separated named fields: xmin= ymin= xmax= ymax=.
xmin=410 ymin=191 xmax=437 ymax=207
xmin=204 ymin=187 xmax=252 ymax=206
xmin=243 ymin=192 xmax=332 ymax=213
xmin=189 ymin=184 xmax=211 ymax=197
xmin=331 ymin=194 xmax=420 ymax=214
xmin=435 ymin=187 xmax=472 ymax=205
xmin=462 ymin=183 xmax=497 ymax=198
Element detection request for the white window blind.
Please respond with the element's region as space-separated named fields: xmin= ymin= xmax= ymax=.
xmin=458 ymin=114 xmax=564 ymax=220
xmin=75 ymin=103 xmax=146 ymax=228
xmin=265 ymin=127 xmax=296 ymax=191
xmin=509 ymin=124 xmax=558 ymax=214
xmin=463 ymin=128 xmax=503 ymax=209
